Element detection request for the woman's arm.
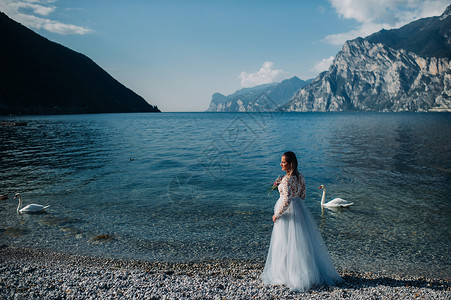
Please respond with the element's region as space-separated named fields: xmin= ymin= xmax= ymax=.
xmin=273 ymin=176 xmax=293 ymax=221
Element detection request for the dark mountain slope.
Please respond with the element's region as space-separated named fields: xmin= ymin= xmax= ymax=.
xmin=0 ymin=12 xmax=159 ymax=114
xmin=366 ymin=5 xmax=451 ymax=58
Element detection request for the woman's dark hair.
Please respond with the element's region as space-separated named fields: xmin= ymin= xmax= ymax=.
xmin=283 ymin=151 xmax=300 ymax=178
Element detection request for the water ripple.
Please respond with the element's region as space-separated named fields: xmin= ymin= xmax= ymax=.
xmin=0 ymin=112 xmax=449 ymax=278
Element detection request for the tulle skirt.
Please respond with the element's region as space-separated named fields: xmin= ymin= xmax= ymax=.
xmin=261 ymin=197 xmax=342 ymax=291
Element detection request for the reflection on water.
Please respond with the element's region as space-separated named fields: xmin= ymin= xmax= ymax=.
xmin=0 ymin=112 xmax=449 ymax=279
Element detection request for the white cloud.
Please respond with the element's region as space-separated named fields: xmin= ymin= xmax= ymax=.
xmin=325 ymin=0 xmax=450 ymax=45
xmin=43 ymin=20 xmax=91 ymax=35
xmin=310 ymin=56 xmax=335 ymax=74
xmin=0 ymin=0 xmax=92 ymax=35
xmin=13 ymin=2 xmax=56 ymax=16
xmin=239 ymin=62 xmax=291 ymax=88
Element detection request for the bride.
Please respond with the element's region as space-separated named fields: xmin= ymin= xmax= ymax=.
xmin=261 ymin=151 xmax=342 ymax=291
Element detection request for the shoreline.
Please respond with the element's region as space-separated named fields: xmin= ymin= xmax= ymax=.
xmin=0 ymin=245 xmax=449 ymax=299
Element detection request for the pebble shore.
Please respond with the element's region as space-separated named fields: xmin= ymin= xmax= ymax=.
xmin=0 ymin=245 xmax=449 ymax=299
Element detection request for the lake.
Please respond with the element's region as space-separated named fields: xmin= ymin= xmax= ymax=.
xmin=0 ymin=112 xmax=449 ymax=279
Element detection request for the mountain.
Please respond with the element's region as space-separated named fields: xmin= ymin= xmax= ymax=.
xmin=0 ymin=12 xmax=160 ymax=115
xmin=206 ymin=76 xmax=311 ymax=112
xmin=366 ymin=5 xmax=451 ymax=58
xmin=280 ymin=5 xmax=451 ymax=112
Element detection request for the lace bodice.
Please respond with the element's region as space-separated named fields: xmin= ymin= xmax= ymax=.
xmin=274 ymin=173 xmax=306 ymax=219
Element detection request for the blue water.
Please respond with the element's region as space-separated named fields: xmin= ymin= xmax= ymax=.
xmin=0 ymin=112 xmax=450 ymax=278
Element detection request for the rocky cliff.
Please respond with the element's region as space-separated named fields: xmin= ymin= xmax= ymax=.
xmin=207 ymin=76 xmax=310 ymax=112
xmin=280 ymin=5 xmax=451 ymax=112
xmin=0 ymin=12 xmax=160 ymax=115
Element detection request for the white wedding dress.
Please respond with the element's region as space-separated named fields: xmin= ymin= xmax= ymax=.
xmin=261 ymin=173 xmax=342 ymax=291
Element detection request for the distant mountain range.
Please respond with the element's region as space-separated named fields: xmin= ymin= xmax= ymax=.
xmin=0 ymin=12 xmax=160 ymax=115
xmin=206 ymin=76 xmax=311 ymax=112
xmin=209 ymin=5 xmax=451 ymax=112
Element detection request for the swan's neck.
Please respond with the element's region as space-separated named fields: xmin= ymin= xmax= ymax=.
xmin=16 ymin=196 xmax=22 ymax=212
xmin=320 ymin=189 xmax=326 ymax=205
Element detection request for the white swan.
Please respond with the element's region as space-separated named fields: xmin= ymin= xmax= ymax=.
xmin=319 ymin=185 xmax=353 ymax=208
xmin=15 ymin=193 xmax=50 ymax=214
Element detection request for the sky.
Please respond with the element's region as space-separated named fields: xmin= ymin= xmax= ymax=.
xmin=0 ymin=0 xmax=449 ymax=112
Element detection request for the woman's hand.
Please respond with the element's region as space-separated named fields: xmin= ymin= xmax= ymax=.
xmin=272 ymin=215 xmax=277 ymax=222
